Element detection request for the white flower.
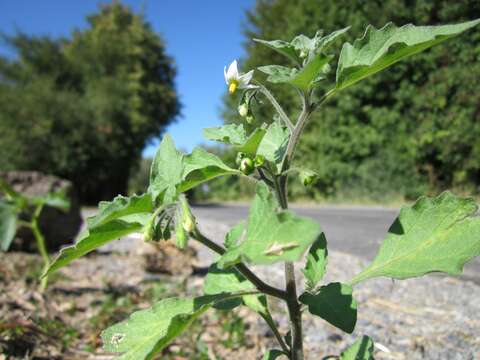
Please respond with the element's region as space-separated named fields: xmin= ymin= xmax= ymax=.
xmin=224 ymin=60 xmax=255 ymax=94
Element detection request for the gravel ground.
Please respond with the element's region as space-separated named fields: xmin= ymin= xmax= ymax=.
xmin=195 ymin=218 xmax=480 ymax=360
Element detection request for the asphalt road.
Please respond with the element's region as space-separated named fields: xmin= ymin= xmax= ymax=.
xmin=192 ymin=203 xmax=480 ymax=282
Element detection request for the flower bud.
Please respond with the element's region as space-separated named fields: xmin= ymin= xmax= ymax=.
xmin=254 ymin=154 xmax=265 ymax=167
xmin=240 ymin=157 xmax=254 ymax=175
xmin=300 ymin=169 xmax=318 ymax=187
xmin=235 ymin=152 xmax=247 ymax=166
xmin=299 ymin=50 xmax=308 ymax=58
xmin=245 ymin=115 xmax=254 ymax=124
xmin=238 ymin=103 xmax=248 ymax=117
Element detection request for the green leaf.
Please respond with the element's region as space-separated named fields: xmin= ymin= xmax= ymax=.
xmin=315 ymin=26 xmax=350 ymax=53
xmin=224 ymin=221 xmax=246 ymax=249
xmin=218 ymin=183 xmax=321 ymax=267
xmin=340 ymin=336 xmax=374 ymax=360
xmin=299 ymin=282 xmax=357 ymax=333
xmin=178 ymin=147 xmax=240 ymax=193
xmin=0 ymin=178 xmax=21 ymax=200
xmin=336 ymin=19 xmax=480 ymax=90
xmin=204 ymin=263 xmax=254 ymax=310
xmin=302 ymin=233 xmax=328 ymax=290
xmin=290 ymin=54 xmax=332 ymax=90
xmin=350 ymin=191 xmax=480 ymax=284
xmin=44 ymin=219 xmax=145 ymax=277
xmin=0 ymin=200 xmax=18 ymax=251
xmin=102 ymin=294 xmax=231 ymax=360
xmin=257 ymin=121 xmax=289 ymax=173
xmin=148 ymin=134 xmax=184 ymax=204
xmin=253 ymin=38 xmax=300 ymax=65
xmin=87 ymin=193 xmax=154 ymax=229
xmin=263 ymin=349 xmax=286 ymax=360
xmin=203 ymin=124 xmax=266 ymax=156
xmin=258 ymin=65 xmax=297 ymax=84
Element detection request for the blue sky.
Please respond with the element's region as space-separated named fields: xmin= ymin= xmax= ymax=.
xmin=0 ymin=0 xmax=256 ymax=156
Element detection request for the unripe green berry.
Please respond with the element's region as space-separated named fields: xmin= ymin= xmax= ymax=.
xmin=236 ymin=152 xmax=247 ymax=166
xmin=240 ymin=157 xmax=254 ymax=175
xmin=254 ymin=154 xmax=265 ymax=167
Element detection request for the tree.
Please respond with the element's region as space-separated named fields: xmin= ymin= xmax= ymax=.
xmin=0 ymin=2 xmax=179 ymax=203
xmin=222 ymin=0 xmax=480 ymax=200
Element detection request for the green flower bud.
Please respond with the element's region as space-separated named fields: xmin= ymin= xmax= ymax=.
xmin=143 ymin=216 xmax=155 ymax=242
xmin=235 ymin=152 xmax=247 ymax=166
xmin=254 ymin=154 xmax=265 ymax=167
xmin=238 ymin=103 xmax=248 ymax=117
xmin=300 ymin=169 xmax=318 ymax=187
xmin=245 ymin=114 xmax=254 ymax=124
xmin=299 ymin=50 xmax=308 ymax=58
xmin=239 ymin=157 xmax=254 ymax=175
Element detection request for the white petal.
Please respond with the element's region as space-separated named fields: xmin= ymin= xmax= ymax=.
xmin=238 ymin=70 xmax=254 ymax=88
xmin=226 ymin=60 xmax=239 ymax=80
xmin=224 ymin=66 xmax=229 ymax=84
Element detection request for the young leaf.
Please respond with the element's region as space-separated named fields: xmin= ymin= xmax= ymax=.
xmin=178 ymin=147 xmax=241 ymax=192
xmin=315 ymin=26 xmax=350 ymax=53
xmin=203 ymin=124 xmax=266 ymax=156
xmin=299 ymin=282 xmax=357 ymax=333
xmin=102 ymin=294 xmax=230 ymax=360
xmin=263 ymin=349 xmax=287 ymax=360
xmin=340 ymin=336 xmax=374 ymax=360
xmin=350 ymin=191 xmax=480 ymax=285
xmin=218 ymin=183 xmax=321 ymax=267
xmin=289 ymin=54 xmax=332 ymax=90
xmin=0 ymin=201 xmax=18 ymax=251
xmin=302 ymin=233 xmax=328 ymax=290
xmin=336 ymin=19 xmax=480 ymax=90
xmin=257 ymin=121 xmax=289 ymax=173
xmin=148 ymin=134 xmax=184 ymax=204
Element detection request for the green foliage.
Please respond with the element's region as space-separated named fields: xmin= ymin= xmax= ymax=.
xmin=43 ymin=13 xmax=480 ymax=360
xmin=220 ymin=0 xmax=480 ymax=201
xmin=299 ymin=283 xmax=357 ymax=334
xmin=340 ymin=336 xmax=374 ymax=360
xmin=302 ymin=233 xmax=328 ymax=290
xmin=0 ymin=201 xmax=18 ymax=251
xmin=0 ymin=3 xmax=179 ymax=202
xmin=218 ymin=183 xmax=321 ymax=267
xmin=351 ymin=191 xmax=480 ymax=284
xmin=101 ymin=294 xmax=233 ymax=360
xmin=336 ymin=19 xmax=480 ymax=90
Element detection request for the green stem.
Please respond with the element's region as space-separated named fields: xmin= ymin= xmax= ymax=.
xmin=261 ymin=312 xmax=291 ymax=355
xmin=31 ymin=204 xmax=49 ymax=291
xmin=254 ymin=81 xmax=295 ymax=131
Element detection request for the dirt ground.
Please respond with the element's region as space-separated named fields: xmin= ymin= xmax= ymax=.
xmin=0 ymin=240 xmax=278 ymax=360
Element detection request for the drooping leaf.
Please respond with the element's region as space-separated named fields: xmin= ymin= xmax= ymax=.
xmin=299 ymin=282 xmax=357 ymax=333
xmin=148 ymin=134 xmax=184 ymax=204
xmin=102 ymin=294 xmax=231 ymax=360
xmin=336 ymin=19 xmax=480 ymax=90
xmin=302 ymin=233 xmax=328 ymax=290
xmin=253 ymin=38 xmax=300 ymax=65
xmin=178 ymin=147 xmax=240 ymax=192
xmin=203 ymin=124 xmax=266 ymax=156
xmin=340 ymin=336 xmax=374 ymax=360
xmin=87 ymin=193 xmax=154 ymax=229
xmin=257 ymin=121 xmax=289 ymax=173
xmin=218 ymin=183 xmax=321 ymax=267
xmin=44 ymin=219 xmax=146 ymax=277
xmin=263 ymin=349 xmax=286 ymax=360
xmin=0 ymin=200 xmax=18 ymax=252
xmin=350 ymin=191 xmax=480 ymax=284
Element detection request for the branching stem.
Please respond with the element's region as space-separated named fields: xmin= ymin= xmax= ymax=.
xmin=254 ymin=81 xmax=295 ymax=131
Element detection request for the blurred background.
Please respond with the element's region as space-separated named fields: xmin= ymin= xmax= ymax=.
xmin=1 ymin=0 xmax=479 ymax=206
